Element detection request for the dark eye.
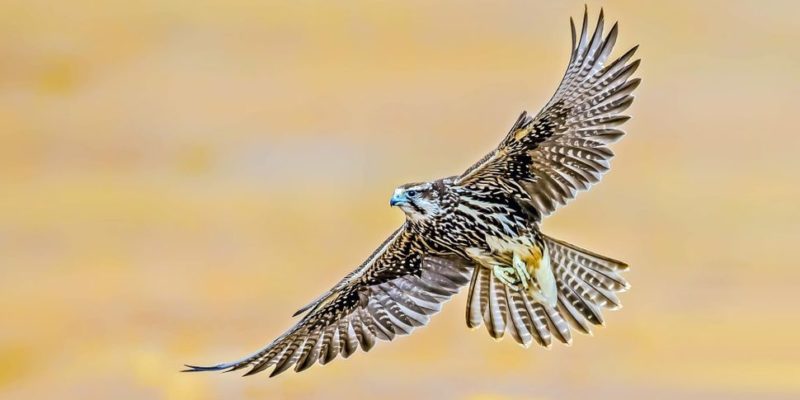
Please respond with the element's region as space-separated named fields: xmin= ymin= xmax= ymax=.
xmin=407 ymin=190 xmax=418 ymax=198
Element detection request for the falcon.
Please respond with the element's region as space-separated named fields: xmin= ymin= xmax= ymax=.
xmin=186 ymin=8 xmax=639 ymax=377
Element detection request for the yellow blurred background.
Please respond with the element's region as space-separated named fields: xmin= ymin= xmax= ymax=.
xmin=1 ymin=0 xmax=798 ymax=399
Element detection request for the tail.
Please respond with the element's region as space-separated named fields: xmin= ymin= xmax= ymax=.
xmin=465 ymin=234 xmax=629 ymax=347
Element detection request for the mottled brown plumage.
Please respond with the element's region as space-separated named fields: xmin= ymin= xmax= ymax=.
xmin=186 ymin=7 xmax=638 ymax=377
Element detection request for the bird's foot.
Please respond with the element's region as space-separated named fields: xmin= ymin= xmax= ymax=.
xmin=492 ymin=264 xmax=527 ymax=290
xmin=512 ymin=252 xmax=531 ymax=290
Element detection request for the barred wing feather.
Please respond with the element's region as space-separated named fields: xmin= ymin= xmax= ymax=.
xmin=457 ymin=8 xmax=640 ymax=218
xmin=184 ymin=228 xmax=473 ymax=377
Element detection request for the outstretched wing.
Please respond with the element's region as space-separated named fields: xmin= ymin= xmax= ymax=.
xmin=184 ymin=227 xmax=473 ymax=377
xmin=457 ymin=8 xmax=640 ymax=218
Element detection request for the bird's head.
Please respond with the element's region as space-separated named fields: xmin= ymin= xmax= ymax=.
xmin=390 ymin=181 xmax=445 ymax=223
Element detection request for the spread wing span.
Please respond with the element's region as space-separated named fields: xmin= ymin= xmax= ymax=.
xmin=457 ymin=8 xmax=640 ymax=218
xmin=184 ymin=227 xmax=473 ymax=377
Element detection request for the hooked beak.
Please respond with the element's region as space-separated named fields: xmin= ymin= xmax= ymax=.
xmin=389 ymin=191 xmax=407 ymax=207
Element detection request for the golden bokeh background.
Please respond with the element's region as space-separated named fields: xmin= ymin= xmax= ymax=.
xmin=2 ymin=1 xmax=798 ymax=399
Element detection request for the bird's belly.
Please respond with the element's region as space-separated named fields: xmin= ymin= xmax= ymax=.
xmin=426 ymin=195 xmax=532 ymax=255
xmin=452 ymin=200 xmax=528 ymax=239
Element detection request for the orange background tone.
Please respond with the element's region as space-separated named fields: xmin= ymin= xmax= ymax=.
xmin=1 ymin=1 xmax=798 ymax=399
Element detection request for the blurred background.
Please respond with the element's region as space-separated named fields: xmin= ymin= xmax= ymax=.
xmin=1 ymin=0 xmax=799 ymax=399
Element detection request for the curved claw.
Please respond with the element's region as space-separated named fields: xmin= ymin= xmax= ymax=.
xmin=492 ymin=264 xmax=521 ymax=289
xmin=512 ymin=252 xmax=531 ymax=289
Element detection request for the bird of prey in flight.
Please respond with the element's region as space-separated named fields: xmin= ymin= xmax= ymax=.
xmin=186 ymin=7 xmax=639 ymax=378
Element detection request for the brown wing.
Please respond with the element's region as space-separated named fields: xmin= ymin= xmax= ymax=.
xmin=457 ymin=8 xmax=640 ymax=218
xmin=184 ymin=227 xmax=473 ymax=377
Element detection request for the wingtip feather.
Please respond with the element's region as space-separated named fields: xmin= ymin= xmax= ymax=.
xmin=181 ymin=362 xmax=239 ymax=373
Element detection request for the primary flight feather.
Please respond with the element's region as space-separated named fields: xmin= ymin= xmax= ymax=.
xmin=186 ymin=7 xmax=639 ymax=377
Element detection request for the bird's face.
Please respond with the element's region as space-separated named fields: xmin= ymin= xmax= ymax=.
xmin=390 ymin=182 xmax=443 ymax=223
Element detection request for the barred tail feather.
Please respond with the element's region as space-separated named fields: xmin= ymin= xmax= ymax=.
xmin=546 ymin=234 xmax=628 ymax=334
xmin=464 ymin=234 xmax=628 ymax=347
